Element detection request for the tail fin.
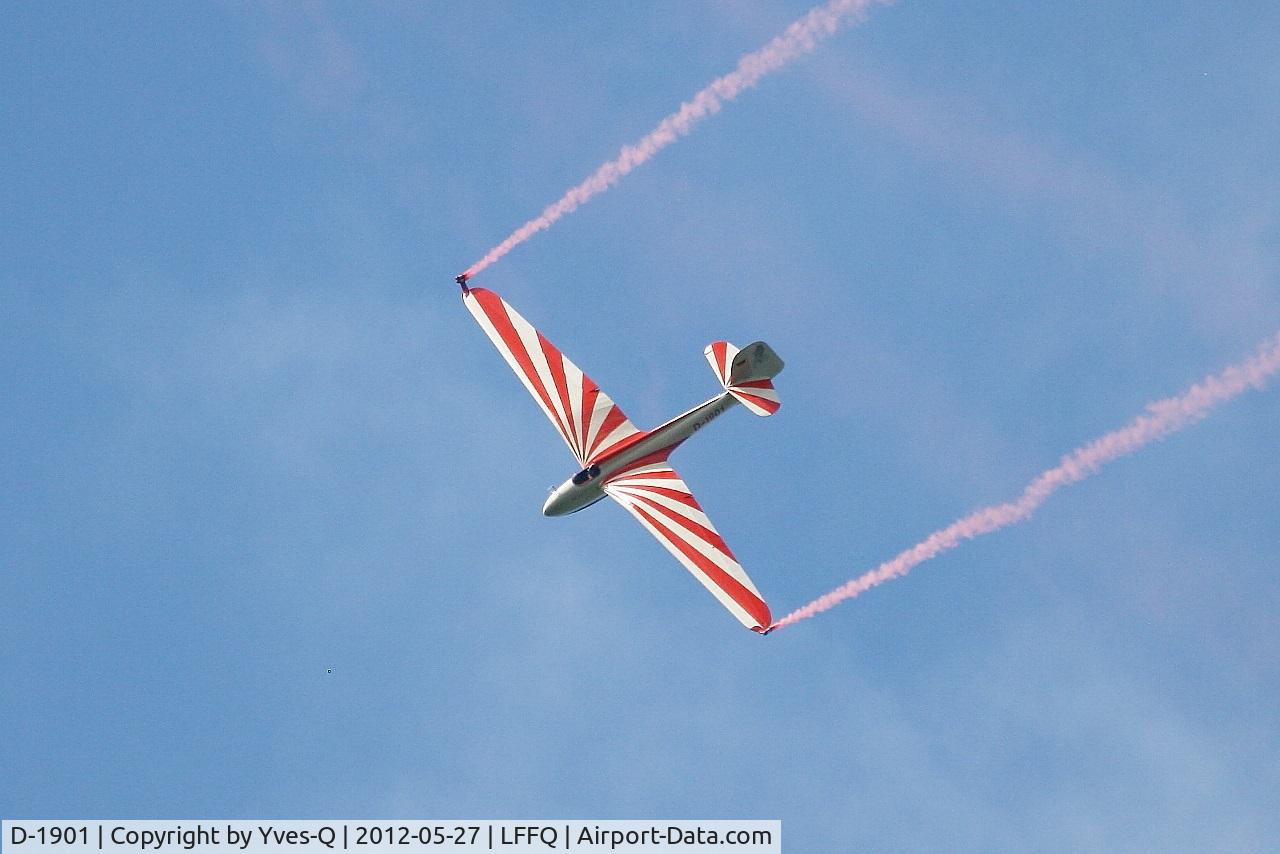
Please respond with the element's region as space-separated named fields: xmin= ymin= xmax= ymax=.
xmin=704 ymin=340 xmax=784 ymax=416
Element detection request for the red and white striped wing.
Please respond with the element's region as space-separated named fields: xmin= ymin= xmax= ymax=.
xmin=464 ymin=288 xmax=644 ymax=466
xmin=603 ymin=460 xmax=772 ymax=631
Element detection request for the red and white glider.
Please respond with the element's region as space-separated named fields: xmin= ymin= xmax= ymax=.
xmin=461 ymin=283 xmax=782 ymax=634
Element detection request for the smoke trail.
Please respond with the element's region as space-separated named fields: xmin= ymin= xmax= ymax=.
xmin=772 ymin=332 xmax=1280 ymax=630
xmin=462 ymin=0 xmax=887 ymax=279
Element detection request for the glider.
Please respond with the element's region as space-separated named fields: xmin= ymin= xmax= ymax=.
xmin=459 ymin=279 xmax=782 ymax=634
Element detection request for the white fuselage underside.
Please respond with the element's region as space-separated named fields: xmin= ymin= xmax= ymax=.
xmin=542 ymin=391 xmax=737 ymax=517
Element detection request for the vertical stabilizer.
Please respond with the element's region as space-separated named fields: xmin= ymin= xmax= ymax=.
xmin=704 ymin=340 xmax=783 ymax=416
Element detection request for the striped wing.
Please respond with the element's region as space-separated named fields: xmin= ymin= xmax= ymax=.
xmin=604 ymin=460 xmax=772 ymax=631
xmin=464 ymin=287 xmax=644 ymax=466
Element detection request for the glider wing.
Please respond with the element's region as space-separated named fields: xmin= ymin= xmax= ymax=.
xmin=603 ymin=459 xmax=772 ymax=631
xmin=464 ymin=287 xmax=644 ymax=466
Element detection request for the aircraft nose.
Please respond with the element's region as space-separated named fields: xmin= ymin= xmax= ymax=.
xmin=543 ymin=488 xmax=564 ymax=517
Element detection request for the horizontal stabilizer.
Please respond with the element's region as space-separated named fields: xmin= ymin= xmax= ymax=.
xmin=704 ymin=340 xmax=783 ymax=416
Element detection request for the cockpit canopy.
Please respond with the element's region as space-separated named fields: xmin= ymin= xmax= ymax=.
xmin=571 ymin=464 xmax=602 ymax=486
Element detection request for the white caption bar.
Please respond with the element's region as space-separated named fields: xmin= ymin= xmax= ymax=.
xmin=2 ymin=822 xmax=779 ymax=854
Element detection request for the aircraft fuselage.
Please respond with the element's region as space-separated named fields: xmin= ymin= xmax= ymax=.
xmin=542 ymin=391 xmax=738 ymax=516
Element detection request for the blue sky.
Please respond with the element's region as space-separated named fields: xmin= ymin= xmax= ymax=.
xmin=4 ymin=1 xmax=1279 ymax=849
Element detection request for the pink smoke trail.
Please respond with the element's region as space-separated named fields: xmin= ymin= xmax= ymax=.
xmin=771 ymin=332 xmax=1280 ymax=631
xmin=462 ymin=0 xmax=887 ymax=280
